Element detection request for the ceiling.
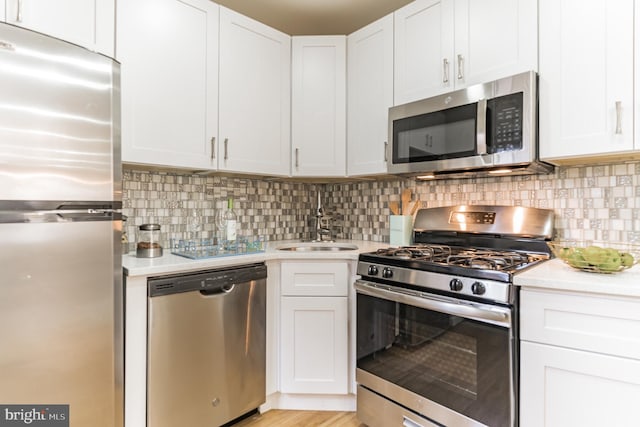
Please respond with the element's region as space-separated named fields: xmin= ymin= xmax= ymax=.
xmin=213 ymin=0 xmax=413 ymax=35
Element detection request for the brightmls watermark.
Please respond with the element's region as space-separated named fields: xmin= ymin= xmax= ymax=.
xmin=0 ymin=405 xmax=68 ymax=426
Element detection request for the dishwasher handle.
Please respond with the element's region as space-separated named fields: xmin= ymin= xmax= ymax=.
xmin=199 ymin=283 xmax=235 ymax=296
xmin=148 ymin=263 xmax=266 ymax=297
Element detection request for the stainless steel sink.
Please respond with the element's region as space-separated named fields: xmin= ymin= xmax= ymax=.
xmin=276 ymin=243 xmax=358 ymax=252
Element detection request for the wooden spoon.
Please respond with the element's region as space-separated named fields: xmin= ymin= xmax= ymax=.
xmin=389 ymin=201 xmax=400 ymax=215
xmin=401 ymin=188 xmax=412 ymax=215
xmin=410 ymin=201 xmax=420 ymax=216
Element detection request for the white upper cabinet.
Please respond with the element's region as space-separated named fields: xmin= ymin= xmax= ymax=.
xmin=4 ymin=0 xmax=115 ymax=56
xmin=394 ymin=0 xmax=537 ymax=105
xmin=347 ymin=14 xmax=394 ymax=177
xmin=455 ymin=0 xmax=537 ymax=88
xmin=0 ymin=1 xmax=5 ymax=21
xmin=292 ymin=36 xmax=347 ymax=177
xmin=539 ymin=0 xmax=635 ymax=163
xmin=117 ymin=0 xmax=219 ymax=170
xmin=394 ymin=0 xmax=453 ymax=105
xmin=218 ymin=7 xmax=291 ymax=176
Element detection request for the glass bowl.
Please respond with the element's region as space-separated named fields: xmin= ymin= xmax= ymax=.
xmin=548 ymin=240 xmax=640 ymax=274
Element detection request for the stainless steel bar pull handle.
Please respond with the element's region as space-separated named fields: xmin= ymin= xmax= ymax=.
xmin=295 ymin=148 xmax=299 ymax=168
xmin=384 ymin=141 xmax=388 ymax=162
xmin=457 ymin=54 xmax=464 ymax=80
xmin=355 ymin=280 xmax=511 ymax=327
xmin=615 ymin=101 xmax=622 ymax=134
xmin=16 ymin=0 xmax=23 ymax=22
xmin=403 ymin=416 xmax=426 ymax=427
xmin=210 ymin=137 xmax=216 ymax=160
xmin=443 ymin=58 xmax=450 ymax=83
xmin=224 ymin=138 xmax=228 ymax=160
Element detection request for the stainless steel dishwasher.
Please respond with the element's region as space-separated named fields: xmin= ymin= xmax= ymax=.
xmin=147 ymin=263 xmax=267 ymax=427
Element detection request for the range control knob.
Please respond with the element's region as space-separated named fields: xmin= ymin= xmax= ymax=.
xmin=382 ymin=267 xmax=393 ymax=279
xmin=449 ymin=278 xmax=464 ymax=292
xmin=471 ymin=281 xmax=486 ymax=295
xmin=367 ymin=265 xmax=379 ymax=276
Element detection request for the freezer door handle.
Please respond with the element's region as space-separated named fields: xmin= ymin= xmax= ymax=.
xmin=0 ymin=209 xmax=121 ymax=224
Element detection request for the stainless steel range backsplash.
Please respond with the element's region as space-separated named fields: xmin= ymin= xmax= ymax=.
xmin=123 ymin=161 xmax=640 ymax=249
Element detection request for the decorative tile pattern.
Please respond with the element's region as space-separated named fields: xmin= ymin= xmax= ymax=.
xmin=123 ymin=160 xmax=640 ymax=249
xmin=122 ymin=169 xmax=320 ymax=252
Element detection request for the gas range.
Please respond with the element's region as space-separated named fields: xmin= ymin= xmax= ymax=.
xmin=357 ymin=205 xmax=554 ymax=305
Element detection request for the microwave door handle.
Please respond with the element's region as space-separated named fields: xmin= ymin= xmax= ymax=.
xmin=476 ymin=98 xmax=488 ymax=155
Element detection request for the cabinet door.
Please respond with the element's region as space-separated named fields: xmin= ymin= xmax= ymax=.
xmin=454 ymin=0 xmax=537 ymax=87
xmin=280 ymin=296 xmax=349 ymax=394
xmin=520 ymin=341 xmax=640 ymax=427
xmin=394 ymin=0 xmax=454 ymax=105
xmin=0 ymin=1 xmax=5 ymax=21
xmin=218 ymin=7 xmax=291 ymax=176
xmin=347 ymin=14 xmax=393 ymax=176
xmin=539 ymin=0 xmax=634 ymax=162
xmin=5 ymin=0 xmax=114 ymax=56
xmin=292 ymin=36 xmax=347 ymax=177
xmin=118 ymin=0 xmax=218 ymax=170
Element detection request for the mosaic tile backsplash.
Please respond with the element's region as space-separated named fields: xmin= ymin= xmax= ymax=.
xmin=123 ymin=161 xmax=640 ymax=251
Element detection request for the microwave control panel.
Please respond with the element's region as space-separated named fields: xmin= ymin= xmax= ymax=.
xmin=486 ymin=92 xmax=523 ymax=154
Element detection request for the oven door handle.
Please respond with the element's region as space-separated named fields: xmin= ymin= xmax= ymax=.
xmin=355 ymin=280 xmax=511 ymax=328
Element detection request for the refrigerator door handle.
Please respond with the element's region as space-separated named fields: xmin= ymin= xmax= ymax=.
xmin=0 ymin=209 xmax=121 ymax=224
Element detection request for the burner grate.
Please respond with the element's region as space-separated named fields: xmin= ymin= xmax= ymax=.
xmin=374 ymin=245 xmax=545 ymax=272
xmin=377 ymin=245 xmax=452 ymax=261
xmin=447 ymin=250 xmax=531 ymax=271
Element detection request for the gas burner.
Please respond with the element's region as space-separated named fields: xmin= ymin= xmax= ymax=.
xmin=376 ymin=245 xmax=452 ymax=261
xmin=447 ymin=250 xmax=531 ymax=270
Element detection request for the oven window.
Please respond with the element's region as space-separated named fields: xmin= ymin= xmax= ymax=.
xmin=357 ymin=293 xmax=511 ymax=427
xmin=392 ymin=103 xmax=477 ymax=164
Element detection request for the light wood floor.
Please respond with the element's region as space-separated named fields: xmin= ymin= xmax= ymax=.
xmin=232 ymin=410 xmax=366 ymax=427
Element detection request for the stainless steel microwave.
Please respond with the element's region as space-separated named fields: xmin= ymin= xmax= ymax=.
xmin=387 ymin=71 xmax=553 ymax=179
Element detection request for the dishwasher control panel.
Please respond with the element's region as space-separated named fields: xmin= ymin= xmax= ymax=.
xmin=148 ymin=263 xmax=267 ymax=297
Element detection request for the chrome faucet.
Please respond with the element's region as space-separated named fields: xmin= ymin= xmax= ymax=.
xmin=312 ymin=191 xmax=333 ymax=242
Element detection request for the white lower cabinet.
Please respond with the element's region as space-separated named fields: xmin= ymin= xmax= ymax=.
xmin=520 ymin=341 xmax=640 ymax=427
xmin=520 ymin=288 xmax=640 ymax=426
xmin=279 ymin=261 xmax=350 ymax=395
xmin=280 ymin=296 xmax=348 ymax=394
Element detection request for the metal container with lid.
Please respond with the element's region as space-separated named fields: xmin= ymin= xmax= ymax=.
xmin=137 ymin=223 xmax=163 ymax=258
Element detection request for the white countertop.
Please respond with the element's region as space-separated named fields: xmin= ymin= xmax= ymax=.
xmin=514 ymin=258 xmax=640 ymax=298
xmin=123 ymin=239 xmax=387 ymax=278
xmin=124 ymin=241 xmax=640 ymax=298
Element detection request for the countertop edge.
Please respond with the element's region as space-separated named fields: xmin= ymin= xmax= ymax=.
xmin=123 ymin=239 xmax=387 ymax=278
xmin=514 ymin=259 xmax=640 ymax=299
xmin=124 ymin=244 xmax=640 ymax=299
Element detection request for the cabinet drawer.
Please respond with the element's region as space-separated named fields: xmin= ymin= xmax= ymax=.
xmin=520 ymin=289 xmax=640 ymax=359
xmin=281 ymin=261 xmax=349 ymax=296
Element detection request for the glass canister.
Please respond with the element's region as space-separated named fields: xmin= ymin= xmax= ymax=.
xmin=136 ymin=223 xmax=163 ymax=258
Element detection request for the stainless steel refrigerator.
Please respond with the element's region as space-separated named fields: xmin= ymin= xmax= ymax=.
xmin=0 ymin=23 xmax=123 ymax=427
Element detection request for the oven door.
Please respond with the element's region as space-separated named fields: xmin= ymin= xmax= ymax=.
xmin=355 ymin=280 xmax=516 ymax=427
